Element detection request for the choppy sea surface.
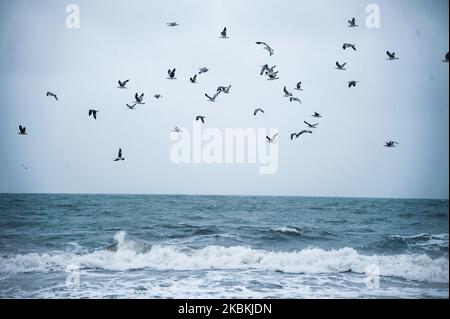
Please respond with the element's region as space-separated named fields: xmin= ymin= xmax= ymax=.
xmin=0 ymin=194 xmax=448 ymax=298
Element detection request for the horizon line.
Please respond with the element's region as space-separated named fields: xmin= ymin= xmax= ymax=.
xmin=0 ymin=191 xmax=448 ymax=201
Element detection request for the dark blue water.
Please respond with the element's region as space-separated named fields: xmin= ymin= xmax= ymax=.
xmin=0 ymin=194 xmax=448 ymax=298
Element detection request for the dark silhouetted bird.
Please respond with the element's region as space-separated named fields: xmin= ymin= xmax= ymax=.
xmin=266 ymin=133 xmax=279 ymax=143
xmin=294 ymin=82 xmax=303 ymax=91
xmin=167 ymin=68 xmax=176 ymax=79
xmin=135 ymin=93 xmax=144 ymax=104
xmin=343 ymin=43 xmax=356 ymax=51
xmin=114 ymin=148 xmax=125 ymax=161
xmin=336 ymin=61 xmax=347 ymax=70
xmin=18 ymin=125 xmax=27 ymax=135
xmin=283 ymin=86 xmax=292 ymax=97
xmin=290 ymin=97 xmax=301 ymax=103
xmin=46 ymin=92 xmax=58 ymax=101
xmin=220 ymin=27 xmax=228 ymax=38
xmin=290 ymin=130 xmax=312 ymax=140
xmin=385 ymin=141 xmax=399 ymax=148
xmin=205 ymin=91 xmax=220 ymax=102
xmin=88 ymin=109 xmax=98 ymax=119
xmin=118 ymin=79 xmax=129 ymax=88
xmin=348 ymin=17 xmax=358 ymax=27
xmin=196 ymin=116 xmax=206 ymax=123
xmin=386 ymin=51 xmax=399 ymax=60
xmin=304 ymin=121 xmax=318 ymax=128
xmin=254 ymin=108 xmax=264 ymax=116
xmin=348 ymin=80 xmax=359 ymax=88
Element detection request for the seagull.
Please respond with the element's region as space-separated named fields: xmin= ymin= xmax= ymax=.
xmin=336 ymin=61 xmax=347 ymax=70
xmin=190 ymin=74 xmax=197 ymax=83
xmin=254 ymin=108 xmax=264 ymax=116
xmin=114 ymin=148 xmax=125 ymax=161
xmin=217 ymin=85 xmax=231 ymax=94
xmin=260 ymin=64 xmax=277 ymax=75
xmin=267 ymin=71 xmax=279 ymax=80
xmin=88 ymin=109 xmax=98 ymax=119
xmin=196 ymin=116 xmax=206 ymax=123
xmin=386 ymin=51 xmax=399 ymax=60
xmin=135 ymin=93 xmax=145 ymax=104
xmin=167 ymin=68 xmax=176 ymax=80
xmin=21 ymin=164 xmax=31 ymax=170
xmin=289 ymin=97 xmax=302 ymax=103
xmin=199 ymin=67 xmax=209 ymax=74
xmin=283 ymin=86 xmax=292 ymax=97
xmin=18 ymin=125 xmax=27 ymax=135
xmin=266 ymin=133 xmax=279 ymax=143
xmin=348 ymin=17 xmax=358 ymax=27
xmin=46 ymin=91 xmax=58 ymax=101
xmin=256 ymin=41 xmax=274 ymax=56
xmin=117 ymin=79 xmax=129 ymax=88
xmin=154 ymin=94 xmax=163 ymax=99
xmin=291 ymin=130 xmax=312 ymax=140
xmin=294 ymin=82 xmax=303 ymax=91
xmin=205 ymin=91 xmax=220 ymax=102
xmin=343 ymin=43 xmax=357 ymax=51
xmin=304 ymin=121 xmax=318 ymax=128
xmin=220 ymin=27 xmax=228 ymax=38
xmin=385 ymin=141 xmax=399 ymax=148
xmin=348 ymin=80 xmax=359 ymax=88
xmin=166 ymin=22 xmax=179 ymax=27
xmin=126 ymin=103 xmax=136 ymax=110
xmin=312 ymin=112 xmax=322 ymax=118
xmin=442 ymin=52 xmax=449 ymax=63
xmin=171 ymin=126 xmax=183 ymax=133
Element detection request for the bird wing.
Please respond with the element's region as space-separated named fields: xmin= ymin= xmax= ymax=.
xmin=89 ymin=110 xmax=92 ymax=116
xmin=205 ymin=93 xmax=212 ymax=100
xmin=212 ymin=91 xmax=221 ymax=100
xmin=118 ymin=149 xmax=122 ymax=158
xmin=266 ymin=136 xmax=271 ymax=142
xmin=283 ymin=86 xmax=289 ymax=95
xmin=336 ymin=61 xmax=341 ymax=68
xmin=272 ymin=133 xmax=279 ymax=140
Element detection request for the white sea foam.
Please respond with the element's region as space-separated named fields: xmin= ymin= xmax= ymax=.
xmin=272 ymin=226 xmax=300 ymax=234
xmin=0 ymin=231 xmax=448 ymax=284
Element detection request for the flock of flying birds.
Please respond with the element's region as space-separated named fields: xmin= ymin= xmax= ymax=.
xmin=17 ymin=18 xmax=450 ymax=163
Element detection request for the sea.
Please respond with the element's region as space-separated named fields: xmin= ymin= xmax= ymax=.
xmin=0 ymin=194 xmax=448 ymax=299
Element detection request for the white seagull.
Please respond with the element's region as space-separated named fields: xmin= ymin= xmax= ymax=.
xmin=256 ymin=41 xmax=274 ymax=56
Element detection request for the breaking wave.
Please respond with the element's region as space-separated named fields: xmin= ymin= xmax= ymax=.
xmin=0 ymin=231 xmax=448 ymax=284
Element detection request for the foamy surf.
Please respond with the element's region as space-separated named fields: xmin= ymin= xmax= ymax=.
xmin=0 ymin=231 xmax=448 ymax=284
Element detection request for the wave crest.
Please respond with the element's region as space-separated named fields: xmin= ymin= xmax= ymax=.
xmin=0 ymin=231 xmax=448 ymax=284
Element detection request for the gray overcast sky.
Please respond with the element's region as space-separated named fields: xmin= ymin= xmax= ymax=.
xmin=0 ymin=0 xmax=448 ymax=199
